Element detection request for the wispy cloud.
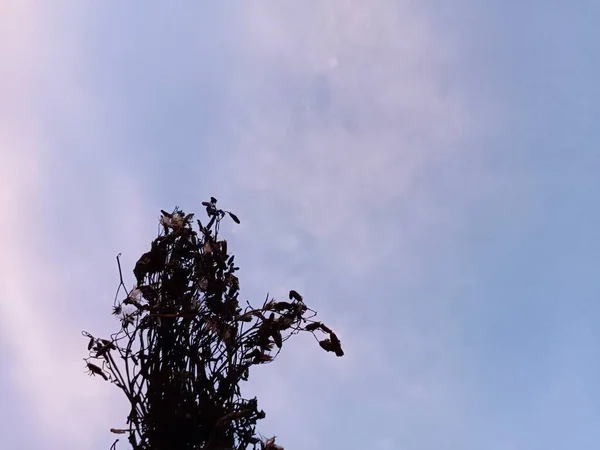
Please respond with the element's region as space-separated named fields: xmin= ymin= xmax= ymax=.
xmin=222 ymin=0 xmax=475 ymax=272
xmin=0 ymin=1 xmax=493 ymax=449
xmin=214 ymin=1 xmax=487 ymax=447
xmin=0 ymin=4 xmax=148 ymax=448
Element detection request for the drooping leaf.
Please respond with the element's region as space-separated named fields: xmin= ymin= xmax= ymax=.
xmin=288 ymin=290 xmax=303 ymax=302
xmin=87 ymin=362 xmax=109 ymax=380
xmin=272 ymin=329 xmax=282 ymax=349
xmin=228 ymin=211 xmax=241 ymax=224
xmin=304 ymin=322 xmax=321 ymax=332
xmin=319 ymin=339 xmax=333 ymax=353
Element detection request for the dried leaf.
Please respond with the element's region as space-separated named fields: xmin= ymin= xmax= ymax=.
xmin=319 ymin=339 xmax=333 ymax=353
xmin=288 ymin=290 xmax=303 ymax=302
xmin=228 ymin=211 xmax=241 ymax=224
xmin=304 ymin=322 xmax=321 ymax=332
xmin=330 ymin=332 xmax=344 ymax=357
xmin=96 ymin=345 xmax=109 ymax=358
xmin=272 ymin=329 xmax=282 ymax=349
xmin=320 ymin=323 xmax=332 ymax=334
xmin=271 ymin=301 xmax=293 ymax=311
xmin=101 ymin=339 xmax=117 ymax=350
xmin=87 ymin=362 xmax=109 ymax=380
xmin=253 ymin=353 xmax=273 ymax=364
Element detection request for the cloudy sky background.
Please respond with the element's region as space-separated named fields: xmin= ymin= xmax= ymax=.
xmin=2 ymin=1 xmax=600 ymax=449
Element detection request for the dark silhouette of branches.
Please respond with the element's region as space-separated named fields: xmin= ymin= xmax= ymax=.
xmin=82 ymin=197 xmax=344 ymax=450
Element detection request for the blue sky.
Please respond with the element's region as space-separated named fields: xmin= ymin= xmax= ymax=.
xmin=1 ymin=1 xmax=600 ymax=449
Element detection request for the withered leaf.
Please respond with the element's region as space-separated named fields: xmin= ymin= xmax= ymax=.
xmin=264 ymin=436 xmax=284 ymax=450
xmin=304 ymin=322 xmax=321 ymax=332
xmin=276 ymin=316 xmax=294 ymax=329
xmin=272 ymin=329 xmax=282 ymax=349
xmin=330 ymin=332 xmax=344 ymax=357
xmin=253 ymin=353 xmax=273 ymax=364
xmin=319 ymin=335 xmax=344 ymax=357
xmin=95 ymin=346 xmax=109 ymax=358
xmin=289 ymin=290 xmax=303 ymax=302
xmin=319 ymin=339 xmax=334 ymax=353
xmin=272 ymin=301 xmax=293 ymax=311
xmin=330 ymin=332 xmax=341 ymax=346
xmin=320 ymin=323 xmax=332 ymax=334
xmin=87 ymin=362 xmax=109 ymax=380
xmin=228 ymin=211 xmax=241 ymax=224
xmin=101 ymin=339 xmax=117 ymax=350
xmin=245 ymin=348 xmax=262 ymax=359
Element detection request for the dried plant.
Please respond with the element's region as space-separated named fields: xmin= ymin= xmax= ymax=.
xmin=83 ymin=197 xmax=344 ymax=450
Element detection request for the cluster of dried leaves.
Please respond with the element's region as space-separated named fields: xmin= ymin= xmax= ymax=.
xmin=82 ymin=197 xmax=343 ymax=450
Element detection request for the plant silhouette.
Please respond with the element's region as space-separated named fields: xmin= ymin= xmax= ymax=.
xmin=83 ymin=197 xmax=344 ymax=450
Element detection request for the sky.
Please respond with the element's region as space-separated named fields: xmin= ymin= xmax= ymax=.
xmin=1 ymin=1 xmax=600 ymax=449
